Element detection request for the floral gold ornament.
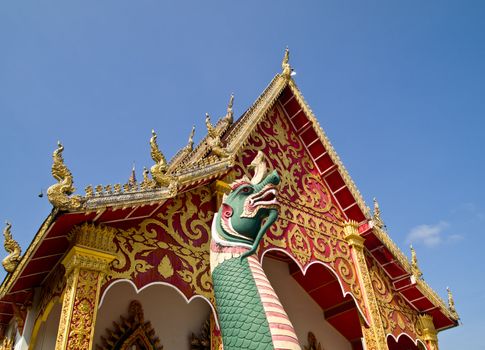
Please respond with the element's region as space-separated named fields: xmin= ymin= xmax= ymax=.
xmin=367 ymin=255 xmax=425 ymax=345
xmin=2 ymin=222 xmax=21 ymax=273
xmin=105 ymin=186 xmax=214 ymax=303
xmin=47 ymin=141 xmax=84 ymax=210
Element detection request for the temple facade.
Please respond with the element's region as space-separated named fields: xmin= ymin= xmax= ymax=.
xmin=0 ymin=50 xmax=458 ymax=350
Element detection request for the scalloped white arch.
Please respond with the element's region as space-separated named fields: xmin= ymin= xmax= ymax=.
xmin=386 ymin=332 xmax=427 ymax=349
xmin=260 ymin=247 xmax=369 ymax=327
xmin=98 ymin=279 xmax=219 ymax=329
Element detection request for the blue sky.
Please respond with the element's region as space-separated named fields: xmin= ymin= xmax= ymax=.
xmin=1 ymin=1 xmax=484 ymax=348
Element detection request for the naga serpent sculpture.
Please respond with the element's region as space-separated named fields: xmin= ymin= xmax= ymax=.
xmin=210 ymin=152 xmax=301 ymax=350
xmin=2 ymin=222 xmax=21 ymax=273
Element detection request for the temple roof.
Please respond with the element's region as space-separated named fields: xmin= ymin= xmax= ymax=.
xmin=0 ymin=49 xmax=458 ymax=331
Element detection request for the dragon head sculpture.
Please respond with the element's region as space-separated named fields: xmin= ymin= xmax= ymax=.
xmin=214 ymin=152 xmax=280 ymax=259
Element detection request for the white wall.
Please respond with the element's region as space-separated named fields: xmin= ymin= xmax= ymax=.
xmin=94 ymin=282 xmax=211 ymax=350
xmin=262 ymin=258 xmax=352 ymax=350
xmin=32 ymin=303 xmax=61 ymax=350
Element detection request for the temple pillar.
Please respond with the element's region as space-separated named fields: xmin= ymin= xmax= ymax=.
xmin=344 ymin=221 xmax=388 ymax=350
xmin=55 ymin=224 xmax=117 ymax=350
xmin=418 ymin=314 xmax=439 ymax=350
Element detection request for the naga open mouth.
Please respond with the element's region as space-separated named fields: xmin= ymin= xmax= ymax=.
xmin=242 ymin=185 xmax=279 ymax=218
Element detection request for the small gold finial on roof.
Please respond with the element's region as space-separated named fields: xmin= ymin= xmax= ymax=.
xmin=205 ymin=112 xmax=229 ymax=158
xmin=447 ymin=287 xmax=457 ymax=315
xmin=205 ymin=113 xmax=217 ymax=139
xmin=410 ymin=245 xmax=423 ymax=279
xmin=2 ymin=221 xmax=21 ymax=273
xmin=281 ymin=46 xmax=291 ymax=78
xmin=187 ymin=125 xmax=195 ymax=152
xmin=47 ymin=141 xmax=83 ymax=210
xmin=372 ymin=197 xmax=385 ymax=230
xmin=140 ymin=166 xmax=156 ymax=190
xmin=225 ymin=93 xmax=234 ymax=123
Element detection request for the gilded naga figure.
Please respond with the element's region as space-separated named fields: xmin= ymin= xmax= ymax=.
xmin=150 ymin=129 xmax=172 ymax=187
xmin=210 ymin=151 xmax=301 ymax=350
xmin=2 ymin=222 xmax=21 ymax=273
xmin=47 ymin=141 xmax=83 ymax=210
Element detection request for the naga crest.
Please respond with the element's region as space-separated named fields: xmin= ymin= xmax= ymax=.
xmin=214 ymin=151 xmax=280 ymax=259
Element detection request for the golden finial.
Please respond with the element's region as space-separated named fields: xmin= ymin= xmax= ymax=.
xmin=281 ymin=46 xmax=291 ymax=78
xmin=205 ymin=113 xmax=217 ymax=139
xmin=187 ymin=125 xmax=195 ymax=152
xmin=2 ymin=221 xmax=21 ymax=273
xmin=410 ymin=245 xmax=423 ymax=279
xmin=47 ymin=141 xmax=83 ymax=210
xmin=95 ymin=184 xmax=103 ymax=196
xmin=372 ymin=197 xmax=385 ymax=230
xmin=446 ymin=287 xmax=457 ymax=315
xmin=225 ymin=93 xmax=234 ymax=123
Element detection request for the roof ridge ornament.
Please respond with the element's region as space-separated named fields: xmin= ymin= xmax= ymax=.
xmin=150 ymin=130 xmax=173 ymax=187
xmin=281 ymin=46 xmax=292 ymax=79
xmin=446 ymin=287 xmax=458 ymax=317
xmin=372 ymin=197 xmax=385 ymax=230
xmin=47 ymin=141 xmax=83 ymax=210
xmin=2 ymin=221 xmax=21 ymax=273
xmin=225 ymin=93 xmax=234 ymax=124
xmin=410 ymin=245 xmax=423 ymax=280
xmin=205 ymin=113 xmax=229 ymax=158
xmin=186 ymin=125 xmax=195 ymax=152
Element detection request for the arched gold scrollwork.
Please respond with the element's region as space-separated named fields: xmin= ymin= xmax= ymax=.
xmin=105 ymin=186 xmax=214 ymax=302
xmin=367 ymin=256 xmax=423 ymax=343
xmin=288 ymin=226 xmax=311 ymax=266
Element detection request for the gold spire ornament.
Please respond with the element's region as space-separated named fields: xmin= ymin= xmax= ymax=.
xmin=410 ymin=245 xmax=423 ymax=279
xmin=150 ymin=130 xmax=173 ymax=187
xmin=2 ymin=222 xmax=21 ymax=273
xmin=205 ymin=113 xmax=229 ymax=158
xmin=186 ymin=125 xmax=196 ymax=152
xmin=46 ymin=141 xmax=83 ymax=210
xmin=224 ymin=93 xmax=234 ymax=124
xmin=281 ymin=46 xmax=291 ymax=79
xmin=372 ymin=197 xmax=385 ymax=230
xmin=447 ymin=287 xmax=458 ymax=316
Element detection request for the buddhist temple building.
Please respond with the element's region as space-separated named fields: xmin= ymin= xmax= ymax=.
xmin=0 ymin=49 xmax=459 ymax=350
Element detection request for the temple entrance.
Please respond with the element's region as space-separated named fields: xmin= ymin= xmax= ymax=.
xmin=94 ymin=282 xmax=212 ymax=350
xmin=262 ymin=253 xmax=364 ymax=350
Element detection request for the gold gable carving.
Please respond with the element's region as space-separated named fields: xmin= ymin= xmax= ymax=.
xmin=96 ymin=300 xmax=163 ymax=350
